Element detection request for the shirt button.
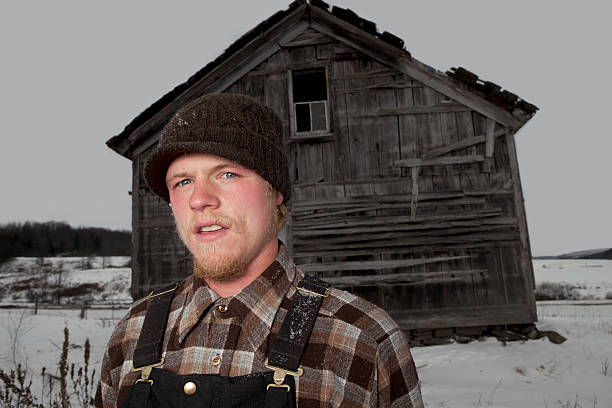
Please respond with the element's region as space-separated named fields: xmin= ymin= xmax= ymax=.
xmin=211 ymin=355 xmax=222 ymax=366
xmin=183 ymin=381 xmax=196 ymax=395
xmin=217 ymin=304 xmax=228 ymax=313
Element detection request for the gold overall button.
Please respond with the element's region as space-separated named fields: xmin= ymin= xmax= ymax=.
xmin=183 ymin=381 xmax=196 ymax=395
xmin=211 ymin=355 xmax=222 ymax=366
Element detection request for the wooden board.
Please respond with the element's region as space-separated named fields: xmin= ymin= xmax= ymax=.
xmin=348 ymin=104 xmax=470 ymax=116
xmin=322 ymin=269 xmax=488 ymax=286
xmin=283 ymin=28 xmax=336 ymax=48
xmin=396 ymin=155 xmax=485 ymax=168
xmin=344 ymin=58 xmax=379 ymax=179
xmin=331 ymin=54 xmax=351 ymax=182
xmin=373 ymin=70 xmax=401 ymax=178
xmin=299 ymin=255 xmax=473 ymax=272
xmin=390 ymin=303 xmax=535 ymax=330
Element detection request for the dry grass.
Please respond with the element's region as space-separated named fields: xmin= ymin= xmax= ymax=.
xmin=601 ymin=358 xmax=609 ymax=376
xmin=0 ymin=326 xmax=95 ymax=407
xmin=535 ymin=282 xmax=583 ymax=301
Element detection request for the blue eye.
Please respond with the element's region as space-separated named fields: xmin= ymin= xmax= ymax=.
xmin=221 ymin=172 xmax=238 ymax=179
xmin=176 ymin=179 xmax=192 ymax=187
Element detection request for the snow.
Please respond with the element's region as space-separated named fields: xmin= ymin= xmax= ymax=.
xmin=533 ymin=259 xmax=612 ymax=299
xmin=0 ymin=256 xmax=132 ymax=305
xmin=0 ymin=307 xmax=124 ymax=399
xmin=413 ymin=302 xmax=612 ymax=407
xmin=0 ymin=258 xmax=611 ymax=407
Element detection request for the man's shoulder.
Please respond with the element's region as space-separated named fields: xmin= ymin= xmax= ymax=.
xmin=106 ymin=291 xmax=149 ymax=346
xmin=316 ymin=284 xmax=402 ymax=347
xmin=111 ymin=276 xmax=193 ymax=338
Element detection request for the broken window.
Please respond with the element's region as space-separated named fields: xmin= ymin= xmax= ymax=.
xmin=292 ymin=69 xmax=329 ymax=133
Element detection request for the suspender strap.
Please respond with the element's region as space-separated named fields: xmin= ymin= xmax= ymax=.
xmin=265 ymin=275 xmax=330 ymax=402
xmin=132 ymin=283 xmax=178 ymax=376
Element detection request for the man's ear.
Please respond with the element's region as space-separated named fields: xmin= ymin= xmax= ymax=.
xmin=276 ymin=192 xmax=284 ymax=206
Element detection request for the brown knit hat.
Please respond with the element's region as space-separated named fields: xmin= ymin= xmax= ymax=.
xmin=144 ymin=93 xmax=290 ymax=203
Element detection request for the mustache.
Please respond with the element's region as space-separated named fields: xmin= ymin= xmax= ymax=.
xmin=188 ymin=213 xmax=236 ymax=231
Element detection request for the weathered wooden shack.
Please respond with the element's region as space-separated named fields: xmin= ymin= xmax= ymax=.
xmin=107 ymin=1 xmax=539 ymax=335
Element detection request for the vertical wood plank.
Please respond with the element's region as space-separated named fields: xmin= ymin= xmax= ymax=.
xmin=374 ymin=71 xmax=401 ymax=178
xmin=286 ymin=69 xmax=297 ymax=137
xmin=344 ymin=57 xmax=377 ymax=179
xmin=287 ymin=45 xmax=317 ymax=65
xmin=301 ymin=143 xmax=325 ymax=182
xmin=316 ymin=42 xmax=334 ymax=60
xmin=132 ymin=157 xmax=141 ymax=299
xmin=439 ymin=111 xmax=459 ymax=175
xmin=410 ymin=166 xmax=420 ymax=219
xmin=504 ymin=127 xmax=537 ymax=318
xmin=454 ymin=111 xmax=476 ymax=154
xmin=483 ymin=117 xmax=496 ymax=173
xmin=485 ymin=118 xmax=496 ymax=157
xmin=264 ymin=72 xmax=287 ymax=125
xmin=395 ymin=76 xmax=417 ymax=181
xmin=244 ymin=74 xmax=265 ymax=102
xmin=332 ymin=53 xmax=351 ymax=182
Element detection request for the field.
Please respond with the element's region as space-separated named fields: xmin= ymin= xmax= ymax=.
xmin=0 ymin=258 xmax=611 ymax=407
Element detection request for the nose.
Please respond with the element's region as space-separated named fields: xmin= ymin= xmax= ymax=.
xmin=189 ymin=179 xmax=220 ymax=211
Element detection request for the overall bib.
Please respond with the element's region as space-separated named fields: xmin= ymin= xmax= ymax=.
xmin=123 ymin=277 xmax=330 ymax=408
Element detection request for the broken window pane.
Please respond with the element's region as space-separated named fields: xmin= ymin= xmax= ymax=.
xmin=292 ymin=71 xmax=327 ymax=102
xmin=295 ymin=103 xmax=311 ymax=132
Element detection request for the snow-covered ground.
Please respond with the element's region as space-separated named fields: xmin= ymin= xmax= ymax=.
xmin=533 ymin=259 xmax=612 ymax=300
xmin=0 ymin=256 xmax=132 ymax=305
xmin=414 ymin=302 xmax=612 ymax=407
xmin=0 ymin=258 xmax=610 ymax=407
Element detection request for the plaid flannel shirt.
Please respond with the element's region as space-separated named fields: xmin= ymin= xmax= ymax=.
xmin=95 ymin=244 xmax=423 ymax=407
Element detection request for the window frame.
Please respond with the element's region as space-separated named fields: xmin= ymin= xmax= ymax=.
xmin=287 ymin=65 xmax=333 ymax=141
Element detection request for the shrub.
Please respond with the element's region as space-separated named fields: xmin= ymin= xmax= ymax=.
xmin=605 ymin=291 xmax=612 ymax=300
xmin=0 ymin=327 xmax=96 ymax=407
xmin=534 ymin=282 xmax=582 ymax=301
xmin=55 ymin=283 xmax=102 ymax=298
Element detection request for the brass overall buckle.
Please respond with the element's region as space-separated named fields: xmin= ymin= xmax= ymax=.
xmin=131 ymin=357 xmax=165 ymax=385
xmin=264 ymin=359 xmax=303 ymax=392
xmin=296 ymin=281 xmax=330 ymax=298
xmin=147 ymin=283 xmax=178 ymax=299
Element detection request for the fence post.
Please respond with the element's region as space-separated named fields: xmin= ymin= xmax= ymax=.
xmin=80 ymin=301 xmax=88 ymax=319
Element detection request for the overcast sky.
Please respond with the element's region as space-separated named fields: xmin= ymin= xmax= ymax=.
xmin=1 ymin=1 xmax=610 ymax=256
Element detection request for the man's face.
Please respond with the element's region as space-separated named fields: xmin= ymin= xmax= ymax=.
xmin=165 ymin=152 xmax=283 ymax=282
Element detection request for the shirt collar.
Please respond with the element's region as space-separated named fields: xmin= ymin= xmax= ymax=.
xmin=176 ymin=243 xmax=297 ymax=355
xmin=177 ymin=274 xmax=220 ymax=344
xmin=235 ymin=244 xmax=296 ymax=359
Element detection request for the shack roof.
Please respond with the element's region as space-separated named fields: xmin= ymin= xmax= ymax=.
xmin=108 ymin=0 xmax=537 ymax=159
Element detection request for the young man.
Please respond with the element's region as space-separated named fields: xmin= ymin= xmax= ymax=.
xmin=96 ymin=93 xmax=423 ymax=408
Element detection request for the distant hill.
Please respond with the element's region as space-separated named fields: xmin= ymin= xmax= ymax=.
xmin=557 ymin=248 xmax=612 ymax=260
xmin=0 ymin=221 xmax=131 ymax=263
xmin=534 ymin=248 xmax=612 ymax=260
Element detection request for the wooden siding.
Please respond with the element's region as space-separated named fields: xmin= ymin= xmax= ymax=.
xmin=130 ymin=28 xmax=536 ymax=329
xmin=132 ymin=150 xmax=192 ymax=298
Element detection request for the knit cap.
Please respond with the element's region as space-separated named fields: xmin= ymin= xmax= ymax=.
xmin=144 ymin=93 xmax=290 ymax=203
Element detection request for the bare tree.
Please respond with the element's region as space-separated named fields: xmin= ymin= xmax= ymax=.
xmin=0 ymin=310 xmax=33 ymax=371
